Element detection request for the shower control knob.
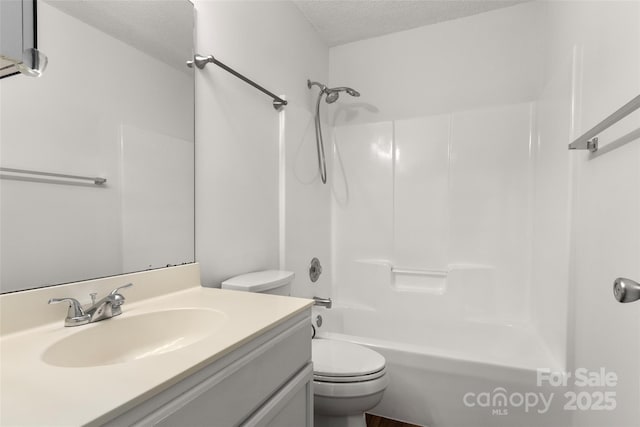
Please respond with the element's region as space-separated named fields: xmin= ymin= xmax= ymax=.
xmin=613 ymin=277 xmax=640 ymax=303
xmin=309 ymin=257 xmax=322 ymax=283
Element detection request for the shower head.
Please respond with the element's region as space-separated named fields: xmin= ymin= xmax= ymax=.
xmin=307 ymin=78 xmax=362 ymax=184
xmin=326 ymin=86 xmax=360 ymax=97
xmin=325 ymin=92 xmax=340 ymax=103
xmin=323 ymin=86 xmax=360 ymax=104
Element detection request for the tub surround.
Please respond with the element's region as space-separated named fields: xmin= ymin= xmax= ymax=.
xmin=0 ymin=263 xmax=313 ymax=426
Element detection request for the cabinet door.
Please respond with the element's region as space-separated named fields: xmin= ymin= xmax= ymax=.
xmin=151 ymin=325 xmax=309 ymax=427
xmin=242 ymin=363 xmax=313 ymax=427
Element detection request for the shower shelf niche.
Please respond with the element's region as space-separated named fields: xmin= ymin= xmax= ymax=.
xmin=391 ymin=267 xmax=448 ymax=294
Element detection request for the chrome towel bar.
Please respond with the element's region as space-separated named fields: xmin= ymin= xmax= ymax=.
xmin=569 ymin=94 xmax=640 ymax=152
xmin=187 ymin=54 xmax=287 ymax=111
xmin=0 ymin=167 xmax=107 ymax=185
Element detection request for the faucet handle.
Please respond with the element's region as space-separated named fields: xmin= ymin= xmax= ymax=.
xmin=109 ymin=283 xmax=133 ymax=313
xmin=48 ymin=297 xmax=91 ymax=327
xmin=48 ymin=297 xmax=85 ymax=316
xmin=109 ymin=282 xmax=133 ymax=297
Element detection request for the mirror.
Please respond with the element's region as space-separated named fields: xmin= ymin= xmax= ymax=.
xmin=0 ymin=0 xmax=195 ymax=293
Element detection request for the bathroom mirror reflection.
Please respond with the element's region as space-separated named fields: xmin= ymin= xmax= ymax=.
xmin=0 ymin=0 xmax=195 ymax=293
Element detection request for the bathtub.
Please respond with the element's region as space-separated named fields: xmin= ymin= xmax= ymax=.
xmin=313 ymin=306 xmax=570 ymax=427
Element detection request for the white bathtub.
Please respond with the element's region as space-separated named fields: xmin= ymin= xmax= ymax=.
xmin=314 ymin=306 xmax=570 ymax=427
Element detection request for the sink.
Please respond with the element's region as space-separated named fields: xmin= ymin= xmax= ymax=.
xmin=42 ymin=308 xmax=227 ymax=367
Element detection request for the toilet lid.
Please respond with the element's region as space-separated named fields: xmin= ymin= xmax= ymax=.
xmin=312 ymin=339 xmax=386 ymax=377
xmin=221 ymin=270 xmax=294 ymax=293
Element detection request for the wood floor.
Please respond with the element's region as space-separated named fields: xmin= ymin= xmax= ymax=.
xmin=365 ymin=413 xmax=422 ymax=427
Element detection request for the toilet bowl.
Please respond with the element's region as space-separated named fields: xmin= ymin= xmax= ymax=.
xmin=312 ymin=339 xmax=389 ymax=427
xmin=221 ymin=270 xmax=388 ymax=426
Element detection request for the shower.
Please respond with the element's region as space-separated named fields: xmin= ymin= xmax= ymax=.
xmin=307 ymin=79 xmax=360 ymax=184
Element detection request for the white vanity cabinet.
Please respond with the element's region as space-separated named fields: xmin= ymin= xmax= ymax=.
xmin=104 ymin=309 xmax=312 ymax=427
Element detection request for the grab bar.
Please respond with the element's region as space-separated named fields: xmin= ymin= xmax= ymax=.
xmin=187 ymin=54 xmax=287 ymax=111
xmin=568 ymin=94 xmax=640 ymax=152
xmin=0 ymin=167 xmax=107 ymax=185
xmin=391 ymin=267 xmax=448 ymax=277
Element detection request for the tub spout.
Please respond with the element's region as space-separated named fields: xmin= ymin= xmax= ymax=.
xmin=313 ymin=296 xmax=332 ymax=309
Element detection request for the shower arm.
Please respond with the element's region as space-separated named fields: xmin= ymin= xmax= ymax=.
xmin=308 ymin=80 xmax=327 ymax=93
xmin=325 ymin=87 xmax=348 ymax=93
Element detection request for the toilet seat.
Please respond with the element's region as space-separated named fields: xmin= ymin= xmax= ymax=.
xmin=313 ymin=366 xmax=386 ymax=383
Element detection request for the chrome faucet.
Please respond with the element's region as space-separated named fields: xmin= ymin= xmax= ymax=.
xmin=48 ymin=283 xmax=133 ymax=327
xmin=313 ymin=296 xmax=332 ymax=309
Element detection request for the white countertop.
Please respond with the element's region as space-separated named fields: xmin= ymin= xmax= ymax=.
xmin=0 ymin=264 xmax=312 ymax=426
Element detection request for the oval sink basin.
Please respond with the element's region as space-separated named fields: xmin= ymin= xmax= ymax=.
xmin=42 ymin=308 xmax=227 ymax=368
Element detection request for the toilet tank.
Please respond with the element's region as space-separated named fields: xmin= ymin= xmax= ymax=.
xmin=221 ymin=270 xmax=294 ymax=296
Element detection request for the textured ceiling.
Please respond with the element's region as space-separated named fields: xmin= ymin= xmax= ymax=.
xmin=45 ymin=0 xmax=193 ymax=71
xmin=293 ymin=0 xmax=531 ymax=47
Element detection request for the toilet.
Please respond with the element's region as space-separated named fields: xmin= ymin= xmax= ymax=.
xmin=312 ymin=338 xmax=389 ymax=427
xmin=222 ymin=270 xmax=389 ymax=427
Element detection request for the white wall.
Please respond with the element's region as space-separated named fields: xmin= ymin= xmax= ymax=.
xmin=329 ymin=1 xmax=545 ymax=125
xmin=0 ymin=2 xmax=193 ymax=292
xmin=531 ymin=2 xmax=575 ymax=375
xmin=540 ymin=2 xmax=640 ymax=426
xmin=283 ymin=104 xmax=333 ymax=298
xmin=194 ymin=1 xmax=331 ymax=291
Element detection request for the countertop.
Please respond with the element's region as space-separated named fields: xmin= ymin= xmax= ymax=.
xmin=0 ymin=264 xmax=312 ymax=426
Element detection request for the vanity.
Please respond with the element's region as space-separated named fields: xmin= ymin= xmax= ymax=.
xmin=0 ymin=264 xmax=314 ymax=426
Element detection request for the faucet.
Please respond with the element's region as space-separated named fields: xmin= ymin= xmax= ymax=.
xmin=313 ymin=296 xmax=332 ymax=309
xmin=48 ymin=283 xmax=133 ymax=327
